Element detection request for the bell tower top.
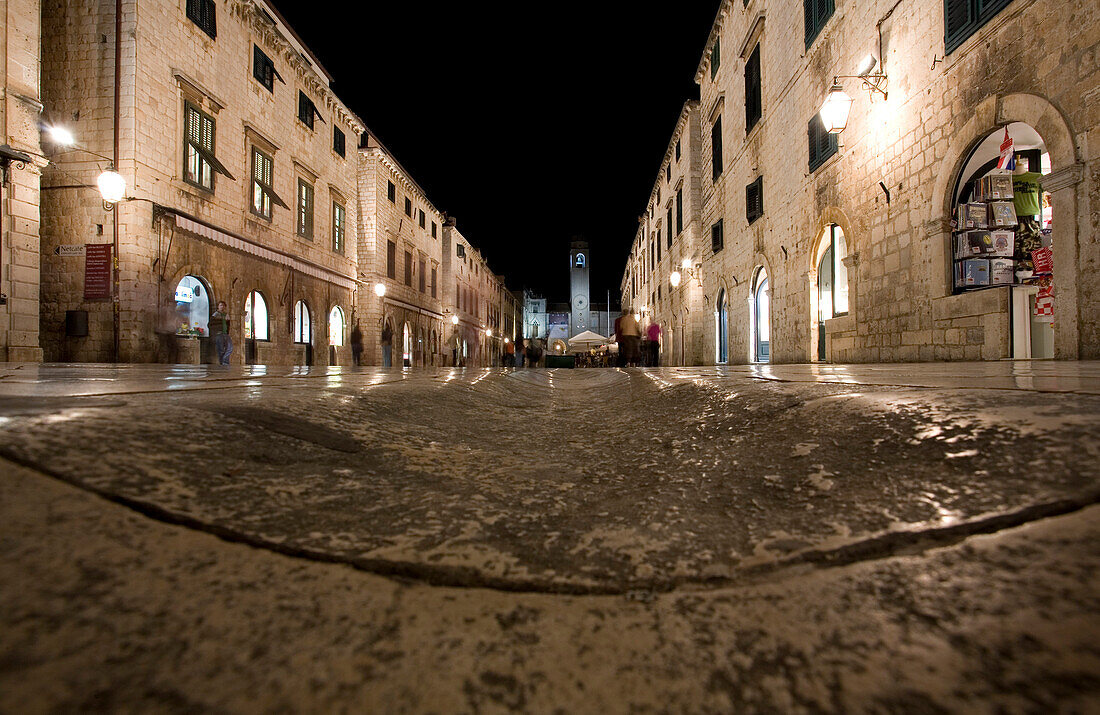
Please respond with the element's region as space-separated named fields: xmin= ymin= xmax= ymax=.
xmin=569 ymin=240 xmax=590 ymax=336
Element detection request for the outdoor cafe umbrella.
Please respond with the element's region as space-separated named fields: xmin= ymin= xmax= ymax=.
xmin=568 ymin=330 xmax=609 ymax=352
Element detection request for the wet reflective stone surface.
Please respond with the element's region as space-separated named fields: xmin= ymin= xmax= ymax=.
xmin=1 ymin=362 xmax=1098 ymax=711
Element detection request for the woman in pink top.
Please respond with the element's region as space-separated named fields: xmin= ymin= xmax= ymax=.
xmin=646 ymin=322 xmax=661 ymax=366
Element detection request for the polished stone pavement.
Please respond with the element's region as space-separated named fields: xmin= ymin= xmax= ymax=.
xmin=1 ymin=362 xmax=1098 ymax=712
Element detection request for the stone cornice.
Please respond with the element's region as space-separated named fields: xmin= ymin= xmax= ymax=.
xmin=230 ymin=0 xmax=365 ymax=136
xmin=362 ymin=147 xmax=442 ymax=219
xmin=645 ymin=100 xmax=699 ymax=212
xmin=1042 ymin=163 xmax=1084 ymax=192
xmin=694 ymin=0 xmax=733 ymax=84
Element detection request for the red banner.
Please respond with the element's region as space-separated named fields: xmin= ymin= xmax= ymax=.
xmin=1031 ymin=246 xmax=1054 ymax=274
xmin=84 ymin=244 xmax=112 ymax=299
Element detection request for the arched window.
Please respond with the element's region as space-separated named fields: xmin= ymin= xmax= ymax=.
xmin=293 ymin=300 xmax=311 ymax=344
xmin=817 ymin=225 xmax=848 ymax=321
xmin=328 ymin=306 xmax=345 ymax=346
xmin=173 ymin=275 xmax=210 ymax=335
xmin=715 ymin=289 xmax=728 ymax=363
xmin=244 ymin=291 xmax=269 ymax=341
xmin=575 ymin=253 xmax=586 ymax=268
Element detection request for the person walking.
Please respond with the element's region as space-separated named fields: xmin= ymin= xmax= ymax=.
xmin=618 ymin=309 xmax=642 ymax=367
xmin=210 ymin=301 xmax=232 ymax=366
xmin=504 ymin=337 xmax=515 ymax=367
xmin=448 ymin=329 xmax=461 ymax=367
xmin=515 ymin=339 xmax=525 ymax=368
xmin=646 ymin=321 xmax=661 ymax=367
xmin=380 ymin=322 xmax=393 ymax=367
xmin=350 ymin=320 xmax=363 ymax=366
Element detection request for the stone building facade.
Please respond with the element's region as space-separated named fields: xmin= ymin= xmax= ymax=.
xmin=356 ymin=130 xmax=445 ymax=366
xmin=1 ymin=0 xmax=45 ymax=362
xmin=624 ymin=0 xmax=1099 ymax=363
xmin=440 ymin=220 xmax=511 ymax=367
xmin=39 ymin=0 xmax=363 ymax=365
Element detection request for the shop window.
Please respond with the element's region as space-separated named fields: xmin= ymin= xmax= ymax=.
xmin=817 ymin=224 xmax=848 ymax=322
xmin=745 ymin=44 xmax=762 ymax=133
xmin=328 ymin=306 xmax=345 ymax=346
xmin=297 ymin=179 xmax=314 ymax=239
xmin=253 ymin=45 xmax=279 ymax=92
xmin=186 ymin=0 xmax=216 ymax=39
xmin=945 ymin=0 xmax=1012 ymax=54
xmin=294 ymin=300 xmax=311 ymax=344
xmin=244 ymin=291 xmax=269 ymax=341
xmin=804 ymin=0 xmax=834 ymax=48
xmin=173 ymin=275 xmax=210 ymax=336
xmin=808 ymin=114 xmax=838 ymax=172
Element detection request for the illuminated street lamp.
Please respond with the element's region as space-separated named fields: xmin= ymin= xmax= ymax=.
xmin=819 ymin=81 xmax=853 ymax=134
xmin=46 ymin=125 xmax=75 ymax=146
xmin=485 ymin=328 xmax=492 ymax=338
xmin=374 ymin=282 xmax=387 ymax=297
xmin=44 ymin=126 xmax=127 ymax=208
xmin=669 ymin=271 xmax=682 ymax=287
xmin=451 ymin=315 xmax=459 ymax=325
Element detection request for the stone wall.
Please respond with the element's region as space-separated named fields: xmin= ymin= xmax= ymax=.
xmin=1 ymin=0 xmax=44 ymax=362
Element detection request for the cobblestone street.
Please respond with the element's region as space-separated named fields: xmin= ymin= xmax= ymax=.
xmin=1 ymin=362 xmax=1099 ymax=712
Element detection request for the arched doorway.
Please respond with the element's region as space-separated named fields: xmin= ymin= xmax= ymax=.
xmin=715 ymin=289 xmax=728 ymax=364
xmin=815 ymin=225 xmax=848 ymax=361
xmin=951 ymin=122 xmax=1054 ymax=358
xmin=402 ymin=322 xmax=412 ymax=367
xmin=752 ymin=272 xmax=770 ymax=363
xmin=243 ymin=290 xmax=269 ymax=364
xmin=293 ymin=299 xmax=312 ymax=365
xmin=172 ymin=275 xmax=211 ymax=336
xmin=328 ymin=305 xmax=345 ymax=366
xmin=429 ymin=329 xmax=437 ymax=366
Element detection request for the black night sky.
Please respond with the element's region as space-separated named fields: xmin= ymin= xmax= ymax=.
xmin=270 ymin=1 xmax=720 ymax=303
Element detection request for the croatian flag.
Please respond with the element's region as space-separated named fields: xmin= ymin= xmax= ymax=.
xmin=997 ymin=127 xmax=1015 ymax=170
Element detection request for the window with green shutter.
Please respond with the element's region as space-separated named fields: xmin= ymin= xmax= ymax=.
xmin=745 ymin=44 xmax=762 ymax=133
xmin=746 ymin=176 xmax=764 ymax=224
xmin=711 ymin=116 xmax=724 ymax=181
xmin=944 ymin=0 xmax=1012 ymax=54
xmin=332 ymin=202 xmax=345 ymax=253
xmin=667 ymin=206 xmax=674 ymax=239
xmin=804 ymin=0 xmax=834 ymax=48
xmin=711 ymin=219 xmax=724 ymax=253
xmin=250 ymin=148 xmax=286 ymax=219
xmin=807 ymin=115 xmax=838 ymax=172
xmin=253 ymin=46 xmax=279 ymax=92
xmin=186 ymin=0 xmax=216 ymax=39
xmin=676 ymin=188 xmax=683 ymax=234
xmin=296 ymin=179 xmax=314 ymax=239
xmin=333 ymin=127 xmax=345 ymax=157
xmin=183 ymin=102 xmax=215 ymax=190
xmin=710 ymin=38 xmax=721 ymax=79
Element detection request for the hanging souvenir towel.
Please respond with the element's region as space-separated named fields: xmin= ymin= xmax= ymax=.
xmin=997 ymin=127 xmax=1016 ymax=170
xmin=1034 ymin=285 xmax=1054 ymax=322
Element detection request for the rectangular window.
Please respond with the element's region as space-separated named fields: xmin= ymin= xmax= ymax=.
xmin=333 ymin=127 xmax=345 ymax=157
xmin=431 ymin=267 xmax=437 ymax=298
xmin=711 ymin=219 xmax=724 ymax=253
xmin=457 ymin=244 xmax=466 ymax=259
xmin=332 ymin=202 xmax=345 ymax=253
xmin=656 ymin=234 xmax=662 ymax=263
xmin=676 ymin=188 xmax=683 ymax=234
xmin=667 ymin=206 xmax=674 ymax=239
xmin=804 ymin=0 xmax=835 ymax=48
xmin=186 ymin=0 xmax=216 ymax=38
xmin=675 ymin=139 xmax=681 ymax=161
xmin=419 ymin=259 xmax=426 ymax=292
xmin=404 ymin=197 xmax=412 ymax=217
xmin=945 ymin=0 xmax=1012 ymax=54
xmin=183 ymin=101 xmax=223 ymax=191
xmin=250 ymin=148 xmax=285 ymax=219
xmin=298 ymin=91 xmax=317 ymax=129
xmin=746 ymin=176 xmax=764 ymax=224
xmin=296 ymin=179 xmax=314 ymax=239
xmin=650 ymin=241 xmax=655 ymax=272
xmin=387 ymin=181 xmax=396 ymax=202
xmin=711 ymin=116 xmax=723 ymax=180
xmin=665 ymin=164 xmax=671 ymax=182
xmin=710 ymin=38 xmax=720 ymax=79
xmin=404 ymin=250 xmax=412 ymax=286
xmin=387 ymin=240 xmax=396 ymax=279
xmin=745 ymin=44 xmax=762 ymax=133
xmin=808 ymin=114 xmax=839 ymax=171
xmin=418 ymin=209 xmax=426 ymax=229
xmin=431 ymin=222 xmax=437 ymax=238
xmin=253 ymin=45 xmax=278 ymax=92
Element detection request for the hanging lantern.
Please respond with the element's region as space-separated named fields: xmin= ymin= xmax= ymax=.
xmin=819 ymin=82 xmax=853 ymax=134
xmin=669 ymin=271 xmax=682 ymax=287
xmin=97 ymin=169 xmax=126 ymax=205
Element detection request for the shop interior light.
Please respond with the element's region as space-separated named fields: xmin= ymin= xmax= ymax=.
xmin=373 ymin=282 xmax=387 ymax=297
xmin=819 ymin=81 xmax=853 ymax=134
xmin=97 ymin=168 xmax=126 ymax=206
xmin=669 ymin=271 xmax=682 ymax=287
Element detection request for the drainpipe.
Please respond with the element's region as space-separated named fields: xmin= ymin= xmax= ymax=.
xmin=112 ymin=0 xmax=121 ymax=361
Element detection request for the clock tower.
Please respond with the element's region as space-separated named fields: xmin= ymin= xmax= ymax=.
xmin=569 ymin=240 xmax=590 ymax=337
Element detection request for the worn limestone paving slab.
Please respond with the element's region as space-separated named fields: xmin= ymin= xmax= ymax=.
xmin=0 ymin=364 xmax=1098 ymax=592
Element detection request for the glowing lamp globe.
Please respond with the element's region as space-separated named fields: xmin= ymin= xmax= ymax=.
xmin=450 ymin=315 xmax=459 ymax=325
xmin=680 ymin=257 xmax=692 ymax=270
xmin=669 ymin=271 xmax=682 ymax=287
xmin=819 ymin=83 xmax=853 ymax=134
xmin=485 ymin=328 xmax=492 ymax=337
xmin=97 ymin=169 xmax=126 ymax=204
xmin=373 ymin=282 xmax=387 ymax=297
xmin=47 ymin=126 xmax=75 ymax=146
